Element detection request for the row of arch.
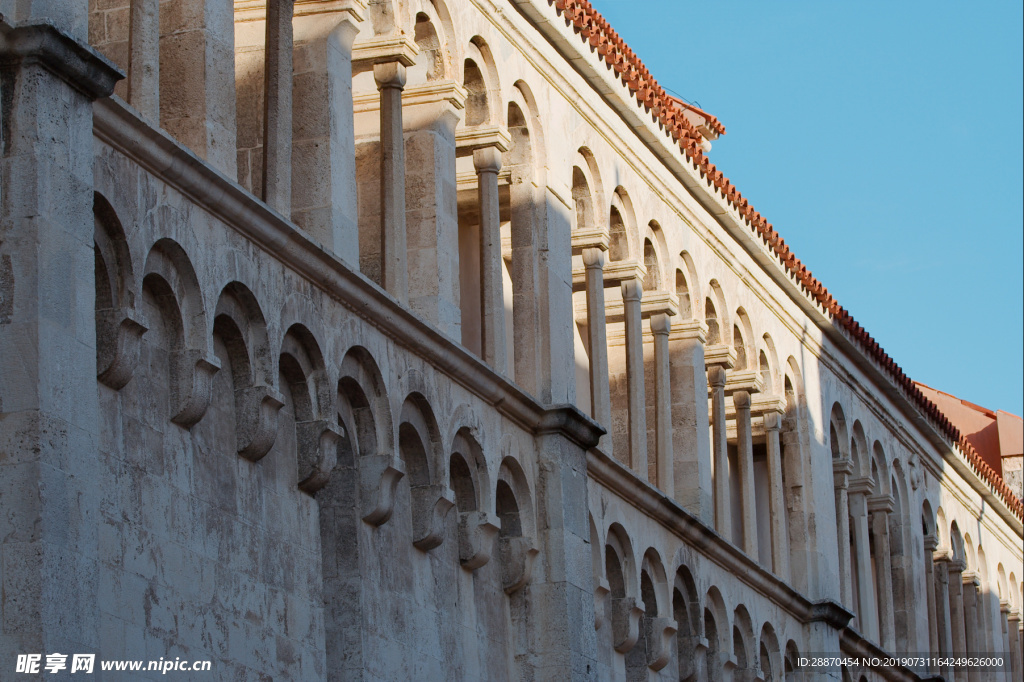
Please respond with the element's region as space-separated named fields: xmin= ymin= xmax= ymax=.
xmin=593 ymin=518 xmax=800 ymax=681
xmin=94 ymin=191 xmax=541 ymax=587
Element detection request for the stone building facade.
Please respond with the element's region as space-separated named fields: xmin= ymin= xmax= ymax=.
xmin=0 ymin=0 xmax=1022 ymax=680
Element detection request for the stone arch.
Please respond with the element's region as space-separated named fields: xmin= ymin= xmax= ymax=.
xmin=212 ymin=282 xmax=282 ymax=460
xmin=573 ymin=147 xmax=606 ymax=232
xmin=784 ymin=640 xmax=800 ymax=679
xmin=760 ymin=334 xmax=779 ymax=396
xmin=642 ymin=221 xmax=669 ymax=292
xmin=629 ymin=547 xmax=672 ymax=674
xmin=760 ymin=622 xmax=781 ymax=682
xmin=888 ymin=463 xmax=913 ymax=653
xmin=704 ymin=586 xmax=730 ymax=667
xmin=397 ymin=391 xmax=453 ymax=551
xmin=871 ymin=442 xmax=889 ymax=494
xmin=608 ymin=187 xmax=636 ymax=263
xmin=705 ymin=280 xmax=730 ymax=346
xmin=732 ymin=604 xmax=755 ymax=674
xmin=949 ymin=521 xmax=965 ymax=564
xmin=732 ymin=308 xmax=754 ymax=371
xmin=674 ymin=564 xmax=703 ymax=681
xmin=141 ymin=238 xmax=219 ymax=428
xmin=851 ymin=421 xmax=869 ymax=477
xmin=496 ymin=456 xmax=537 ymax=596
xmin=279 ymin=323 xmax=338 ymax=493
xmin=464 ymin=37 xmax=500 ymax=125
xmin=449 ymin=425 xmax=489 ymax=512
xmin=677 ymin=251 xmax=702 ymax=319
xmin=94 ymin=192 xmax=146 ymax=389
xmin=829 ymin=403 xmax=850 ymax=461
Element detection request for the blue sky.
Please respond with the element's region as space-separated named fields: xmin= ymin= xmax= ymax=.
xmin=590 ymin=0 xmax=1024 ymax=416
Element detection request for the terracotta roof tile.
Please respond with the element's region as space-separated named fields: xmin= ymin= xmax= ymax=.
xmin=544 ymin=0 xmax=1023 ymax=520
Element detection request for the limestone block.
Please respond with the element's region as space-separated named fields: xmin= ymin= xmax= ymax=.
xmin=498 ymin=535 xmax=539 ymax=594
xmin=96 ymin=307 xmax=147 ymax=389
xmin=169 ymin=348 xmax=220 ymax=428
xmin=457 ymin=510 xmax=500 ymax=570
xmin=234 ymin=384 xmax=285 ymax=461
xmin=360 ymin=454 xmax=406 ymax=526
xmin=410 ymin=484 xmax=455 ymax=551
xmin=645 ymin=616 xmax=678 ymax=671
xmin=296 ymin=420 xmax=342 ymax=493
xmin=611 ymin=596 xmax=644 ymax=653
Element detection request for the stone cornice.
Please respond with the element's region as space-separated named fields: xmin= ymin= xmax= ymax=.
xmin=92 ymin=97 xmax=603 ymax=453
xmin=704 ymin=344 xmax=736 ymax=371
xmin=351 ymin=33 xmax=418 ymax=67
xmin=0 ymin=19 xmax=123 ymax=100
xmin=455 ymin=124 xmax=511 ymax=154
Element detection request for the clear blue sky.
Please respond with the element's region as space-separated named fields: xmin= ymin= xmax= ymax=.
xmin=590 ymin=0 xmax=1024 ymax=416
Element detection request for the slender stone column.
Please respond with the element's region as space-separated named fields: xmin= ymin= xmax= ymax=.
xmin=1007 ymin=611 xmax=1022 ymax=680
xmin=261 ymin=0 xmax=294 ymax=214
xmin=999 ymin=602 xmax=1013 ymax=682
xmin=374 ymin=61 xmax=408 ymax=302
xmin=833 ymin=459 xmax=854 ymax=608
xmin=962 ymin=572 xmax=981 ymax=682
xmin=650 ymin=313 xmax=673 ymax=495
xmin=474 ymin=146 xmax=505 ymax=374
xmin=583 ymin=247 xmax=612 ymax=456
xmin=621 ymin=279 xmax=647 ymax=477
xmin=948 ymin=561 xmax=968 ymax=669
xmin=708 ymin=366 xmax=730 ymax=537
xmin=935 ymin=555 xmax=955 ymax=681
xmin=923 ymin=537 xmax=939 ymax=665
xmin=733 ymin=391 xmax=758 ymax=557
xmin=128 ymin=0 xmax=159 ymax=119
xmin=849 ymin=488 xmax=878 ymax=641
xmin=869 ymin=499 xmax=895 ymax=650
xmin=764 ymin=411 xmax=789 ymax=579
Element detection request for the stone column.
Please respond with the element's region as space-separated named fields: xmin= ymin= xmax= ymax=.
xmin=764 ymin=411 xmax=789 ymax=580
xmin=127 ymin=0 xmax=159 ymax=119
xmin=733 ymin=391 xmax=758 ymax=557
xmin=474 ymin=146 xmax=505 ymax=374
xmin=261 ymin=0 xmax=294 ymax=214
xmin=669 ymin=321 xmax=712 ymax=523
xmin=923 ymin=537 xmax=939 ymax=666
xmin=621 ymin=278 xmax=647 ymax=477
xmin=848 ymin=486 xmax=878 ymax=641
xmin=962 ymin=572 xmax=981 ymax=682
xmin=292 ymin=0 xmax=365 ymax=261
xmin=374 ymin=61 xmax=408 ymax=303
xmin=0 ymin=17 xmax=121 ymax=660
xmin=833 ymin=459 xmax=854 ymax=608
xmin=999 ymin=602 xmax=1013 ymax=682
xmin=1007 ymin=610 xmax=1022 ymax=680
xmin=934 ymin=554 xmax=955 ymax=681
xmin=869 ymin=498 xmax=895 ymax=651
xmin=948 ymin=561 xmax=968 ymax=669
xmin=708 ymin=365 xmax=730 ymax=537
xmin=583 ymin=247 xmax=612 ymax=456
xmin=650 ymin=313 xmax=673 ymax=495
xmin=159 ymin=0 xmax=237 ymax=175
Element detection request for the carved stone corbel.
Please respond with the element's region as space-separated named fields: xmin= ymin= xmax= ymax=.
xmin=646 ymin=617 xmax=678 ymax=671
xmin=96 ymin=307 xmax=147 ymax=389
xmin=457 ymin=510 xmax=500 ymax=570
xmin=170 ymin=349 xmax=221 ymax=428
xmin=499 ymin=536 xmax=539 ymax=594
xmin=411 ymin=485 xmax=455 ymax=551
xmin=235 ymin=385 xmax=285 ymax=461
xmin=680 ymin=635 xmax=709 ymax=682
xmin=611 ymin=597 xmax=644 ymax=653
xmin=360 ymin=454 xmax=406 ymax=526
xmin=594 ymin=578 xmax=611 ymax=630
xmin=296 ymin=420 xmax=342 ymax=494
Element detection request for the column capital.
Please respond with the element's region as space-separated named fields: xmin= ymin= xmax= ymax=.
xmin=620 ymin=278 xmax=643 ymax=301
xmin=947 ymin=558 xmax=966 ymax=573
xmin=472 ymin=146 xmax=503 ymax=174
xmin=603 ymin=260 xmax=646 ymax=286
xmin=932 ymin=547 xmax=953 ymax=563
xmin=759 ymin=408 xmax=785 ymax=432
xmin=667 ymin=318 xmax=707 ymax=343
xmin=732 ymin=390 xmax=751 ymax=410
xmin=373 ymin=60 xmax=407 ymax=89
xmin=641 ymin=290 xmax=679 ymax=319
xmin=832 ymin=457 xmax=854 ymax=478
xmin=649 ymin=312 xmax=672 ymax=336
xmin=961 ymin=570 xmax=980 ymax=588
xmin=923 ymin=534 xmax=938 ymax=552
xmin=704 ymin=343 xmax=737 ymax=371
xmin=294 ymin=0 xmax=368 ymax=21
xmin=582 ymin=246 xmax=607 ymax=268
xmin=708 ymin=365 xmax=727 ymax=388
